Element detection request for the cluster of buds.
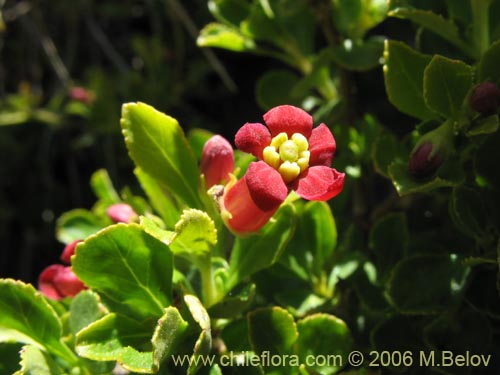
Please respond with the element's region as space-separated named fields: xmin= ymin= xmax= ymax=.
xmin=38 ymin=240 xmax=86 ymax=300
xmin=201 ymin=105 xmax=345 ymax=234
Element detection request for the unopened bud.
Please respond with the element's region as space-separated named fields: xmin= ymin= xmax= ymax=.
xmin=469 ymin=82 xmax=500 ymax=114
xmin=107 ymin=203 xmax=138 ymax=223
xmin=68 ymin=86 xmax=95 ymax=104
xmin=200 ymin=135 xmax=234 ymax=188
xmin=38 ymin=264 xmax=86 ymax=300
xmin=60 ymin=239 xmax=82 ymax=264
xmin=409 ymin=141 xmax=443 ymax=179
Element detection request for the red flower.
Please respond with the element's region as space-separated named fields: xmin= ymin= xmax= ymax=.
xmin=200 ymin=135 xmax=235 ymax=188
xmin=222 ymin=105 xmax=344 ymax=234
xmin=38 ymin=264 xmax=86 ymax=300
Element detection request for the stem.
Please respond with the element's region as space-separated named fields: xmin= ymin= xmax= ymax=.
xmin=200 ymin=260 xmax=218 ymax=308
xmin=471 ymin=0 xmax=491 ymax=56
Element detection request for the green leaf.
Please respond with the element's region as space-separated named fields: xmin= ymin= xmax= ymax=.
xmin=372 ymin=132 xmax=405 ymax=177
xmin=72 ymin=224 xmax=173 ymax=321
xmin=248 ymin=307 xmax=298 ymax=358
xmin=296 ymin=314 xmax=352 ymax=375
xmin=90 ymin=169 xmax=120 ymax=205
xmin=121 ymin=102 xmax=202 ymax=208
xmin=0 ymin=280 xmax=75 ymax=363
xmin=388 ymin=158 xmax=465 ymax=196
xmin=383 ymin=40 xmax=435 ymax=120
xmin=139 ymin=216 xmax=175 ymax=244
xmin=170 ymin=209 xmax=217 ymax=269
xmin=187 ymin=128 xmax=214 ymax=161
xmin=14 ymin=345 xmax=63 ymax=375
xmin=207 ymin=0 xmax=251 ymax=26
xmin=56 ymin=209 xmax=104 ymax=244
xmin=466 ymin=114 xmax=499 ymax=136
xmin=227 ymin=204 xmax=296 ymax=290
xmin=388 ymin=7 xmax=475 ymax=57
xmin=77 ymin=308 xmax=187 ymax=373
xmin=423 ymin=55 xmax=473 ymax=118
xmin=275 ymin=290 xmax=326 ymax=316
xmin=208 ymin=283 xmax=256 ymax=318
xmin=197 ymin=23 xmax=254 ymax=51
xmin=332 ymin=0 xmax=387 ymax=39
xmin=449 ymin=185 xmax=489 ymax=239
xmin=134 ymin=168 xmax=181 ymax=229
xmin=69 ymin=291 xmax=104 ymax=336
xmin=328 ymin=37 xmax=384 ymax=71
xmin=369 ymin=212 xmax=409 ymax=282
xmin=256 ymin=70 xmax=301 ymax=110
xmin=478 ymin=39 xmax=500 ymax=83
xmin=387 ymin=254 xmax=469 ymax=314
xmin=0 ymin=343 xmax=23 ymax=374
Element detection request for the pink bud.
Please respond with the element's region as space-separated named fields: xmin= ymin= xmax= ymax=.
xmin=200 ymin=135 xmax=235 ymax=188
xmin=60 ymin=240 xmax=82 ymax=264
xmin=106 ymin=203 xmax=138 ymax=223
xmin=52 ymin=267 xmax=86 ymax=297
xmin=409 ymin=142 xmax=443 ymax=179
xmin=470 ymin=82 xmax=500 ymax=114
xmin=68 ymin=86 xmax=95 ymax=104
xmin=38 ymin=264 xmax=66 ymax=300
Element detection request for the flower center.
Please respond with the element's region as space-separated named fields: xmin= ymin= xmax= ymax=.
xmin=262 ymin=132 xmax=310 ymax=183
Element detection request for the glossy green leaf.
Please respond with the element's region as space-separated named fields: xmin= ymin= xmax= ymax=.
xmin=170 ymin=209 xmax=217 ymax=268
xmin=69 ymin=291 xmax=104 ymax=336
xmin=72 ymin=224 xmax=173 ymax=321
xmin=56 ymin=209 xmax=104 ymax=244
xmin=248 ymin=307 xmax=298 ymax=359
xmin=296 ymin=314 xmax=352 ymax=375
xmin=328 ymin=37 xmax=384 ymax=71
xmin=423 ymin=55 xmax=473 ymax=118
xmin=389 ymin=7 xmax=475 ymax=57
xmin=466 ymin=114 xmax=499 ymax=136
xmin=369 ymin=212 xmax=408 ymax=282
xmin=478 ymin=39 xmax=500 ymax=83
xmin=227 ymin=204 xmax=296 ymax=290
xmin=76 ymin=308 xmax=187 ymax=373
xmin=207 ymin=0 xmax=251 ymax=26
xmin=383 ymin=40 xmax=435 ymax=120
xmin=388 ymin=158 xmax=465 ymax=196
xmin=135 ymin=168 xmax=180 ymax=229
xmin=387 ymin=254 xmax=469 ymax=314
xmin=0 ymin=280 xmax=75 ymax=364
xmin=139 ymin=215 xmax=175 ymax=244
xmin=121 ymin=102 xmax=202 ymax=208
xmin=256 ymin=70 xmax=301 ymax=110
xmin=208 ymin=283 xmax=256 ymax=318
xmin=90 ymin=169 xmax=120 ymax=205
xmin=13 ymin=345 xmax=62 ymax=375
xmin=449 ymin=185 xmax=488 ymax=239
xmin=198 ymin=23 xmax=254 ymax=52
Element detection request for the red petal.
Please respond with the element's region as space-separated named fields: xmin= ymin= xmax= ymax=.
xmin=235 ymin=123 xmax=271 ymax=159
xmin=60 ymin=240 xmax=82 ymax=264
xmin=38 ymin=264 xmax=65 ymax=300
xmin=294 ymin=166 xmax=345 ymax=201
xmin=308 ymin=124 xmax=336 ymax=166
xmin=53 ymin=266 xmax=86 ymax=297
xmin=222 ymin=177 xmax=279 ymax=234
xmin=201 ymin=135 xmax=235 ymax=187
xmin=245 ymin=161 xmax=288 ymax=211
xmin=263 ymin=105 xmax=312 ymax=138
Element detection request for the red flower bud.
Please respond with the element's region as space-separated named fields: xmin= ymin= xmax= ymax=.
xmin=200 ymin=135 xmax=235 ymax=188
xmin=469 ymin=82 xmax=500 ymax=114
xmin=60 ymin=239 xmax=82 ymax=264
xmin=68 ymin=86 xmax=95 ymax=104
xmin=38 ymin=264 xmax=86 ymax=300
xmin=409 ymin=142 xmax=443 ymax=178
xmin=106 ymin=203 xmax=138 ymax=223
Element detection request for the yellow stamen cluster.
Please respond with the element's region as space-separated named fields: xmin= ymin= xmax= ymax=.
xmin=263 ymin=132 xmax=310 ymax=183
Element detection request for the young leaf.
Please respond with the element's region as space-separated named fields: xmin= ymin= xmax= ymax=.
xmin=226 ymin=204 xmax=296 ymax=290
xmin=121 ymin=102 xmax=202 ymax=209
xmin=387 ymin=254 xmax=469 ymax=314
xmin=466 ymin=114 xmax=499 ymax=137
xmin=197 ymin=23 xmax=254 ymax=52
xmin=14 ymin=345 xmax=63 ymax=375
xmin=90 ymin=169 xmax=120 ymax=205
xmin=207 ymin=0 xmax=251 ymax=26
xmin=423 ymin=55 xmax=473 ymax=118
xmin=72 ymin=224 xmax=173 ymax=321
xmin=56 ymin=209 xmax=104 ymax=244
xmin=134 ymin=167 xmax=181 ymax=229
xmin=383 ymin=40 xmax=435 ymax=120
xmin=296 ymin=314 xmax=352 ymax=375
xmin=248 ymin=307 xmax=298 ymax=358
xmin=477 ymin=39 xmax=500 ymax=83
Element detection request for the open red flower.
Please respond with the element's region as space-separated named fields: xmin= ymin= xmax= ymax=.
xmin=222 ymin=105 xmax=344 ymax=234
